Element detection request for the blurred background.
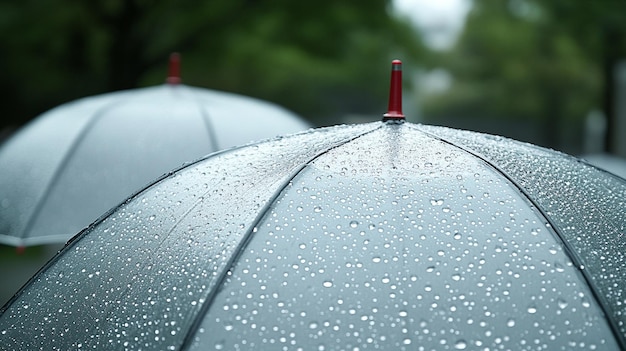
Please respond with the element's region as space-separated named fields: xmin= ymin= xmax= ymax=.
xmin=1 ymin=0 xmax=626 ymax=305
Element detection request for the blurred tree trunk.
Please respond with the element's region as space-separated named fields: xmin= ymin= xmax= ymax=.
xmin=106 ymin=1 xmax=146 ymax=91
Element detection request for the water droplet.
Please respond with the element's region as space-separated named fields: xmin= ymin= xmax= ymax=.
xmin=527 ymin=305 xmax=537 ymax=314
xmin=323 ymin=281 xmax=333 ymax=288
xmin=430 ymin=199 xmax=444 ymax=206
xmin=507 ymin=319 xmax=515 ymax=327
xmin=454 ymin=340 xmax=467 ymax=349
xmin=349 ymin=220 xmax=359 ymax=228
xmin=581 ymin=296 xmax=591 ymax=308
xmin=314 ymin=206 xmax=322 ymax=213
xmin=557 ymin=298 xmax=568 ymax=309
xmin=554 ymin=262 xmax=565 ymax=273
xmin=309 ymin=322 xmax=319 ymax=329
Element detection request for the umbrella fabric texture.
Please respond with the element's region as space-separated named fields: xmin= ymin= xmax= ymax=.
xmin=0 ymin=84 xmax=311 ymax=247
xmin=0 ymin=119 xmax=624 ymax=350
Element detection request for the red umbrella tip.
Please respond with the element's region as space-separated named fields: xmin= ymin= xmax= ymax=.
xmin=166 ymin=52 xmax=182 ymax=85
xmin=383 ymin=59 xmax=405 ymax=121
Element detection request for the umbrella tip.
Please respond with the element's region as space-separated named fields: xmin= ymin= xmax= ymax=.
xmin=383 ymin=59 xmax=405 ymax=122
xmin=166 ymin=52 xmax=182 ymax=85
xmin=16 ymin=245 xmax=26 ymax=255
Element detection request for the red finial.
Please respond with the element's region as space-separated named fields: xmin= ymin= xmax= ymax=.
xmin=383 ymin=59 xmax=405 ymax=121
xmin=166 ymin=52 xmax=182 ymax=85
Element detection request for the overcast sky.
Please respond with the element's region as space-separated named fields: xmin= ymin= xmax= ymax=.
xmin=393 ymin=0 xmax=472 ymax=50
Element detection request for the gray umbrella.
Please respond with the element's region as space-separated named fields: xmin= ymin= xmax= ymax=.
xmin=0 ymin=54 xmax=311 ymax=247
xmin=1 ymin=61 xmax=624 ymax=350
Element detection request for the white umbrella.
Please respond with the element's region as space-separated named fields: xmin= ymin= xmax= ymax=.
xmin=0 ymin=54 xmax=311 ymax=247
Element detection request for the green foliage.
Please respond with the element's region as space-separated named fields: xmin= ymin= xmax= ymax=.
xmin=0 ymin=0 xmax=426 ymax=130
xmin=420 ymin=0 xmax=607 ymax=152
xmin=424 ymin=0 xmax=599 ymax=119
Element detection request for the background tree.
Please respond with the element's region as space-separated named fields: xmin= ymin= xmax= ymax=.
xmin=419 ymin=0 xmax=617 ymax=154
xmin=539 ymin=0 xmax=626 ymax=153
xmin=0 ymin=0 xmax=426 ymax=137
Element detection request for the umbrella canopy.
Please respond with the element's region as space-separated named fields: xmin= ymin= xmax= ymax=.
xmin=0 ymin=54 xmax=311 ymax=247
xmin=1 ymin=61 xmax=625 ymax=350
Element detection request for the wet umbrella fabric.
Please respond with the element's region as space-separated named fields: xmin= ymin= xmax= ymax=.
xmin=0 ymin=121 xmax=624 ymax=350
xmin=0 ymin=84 xmax=311 ymax=247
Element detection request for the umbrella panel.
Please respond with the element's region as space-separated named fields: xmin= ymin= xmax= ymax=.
xmin=193 ymin=126 xmax=619 ymax=349
xmin=419 ymin=125 xmax=626 ymax=337
xmin=0 ymin=122 xmax=623 ymax=350
xmin=0 ymin=124 xmax=377 ymax=350
xmin=0 ymin=84 xmax=312 ymax=246
xmin=192 ymin=88 xmax=313 ymax=149
xmin=0 ymin=94 xmax=121 ymax=245
xmin=26 ymin=100 xmax=215 ymax=240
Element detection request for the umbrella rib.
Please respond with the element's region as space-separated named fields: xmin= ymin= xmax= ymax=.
xmin=0 ymin=133 xmax=277 ymax=318
xmin=411 ymin=124 xmax=626 ymax=349
xmin=17 ymin=98 xmax=135 ymax=244
xmin=488 ymin=140 xmax=626 ymax=238
xmin=186 ymin=87 xmax=221 ymax=151
xmin=179 ymin=124 xmax=384 ymax=350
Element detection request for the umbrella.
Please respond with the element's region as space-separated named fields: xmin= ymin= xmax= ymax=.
xmin=1 ymin=60 xmax=625 ymax=350
xmin=581 ymin=153 xmax=626 ymax=179
xmin=0 ymin=53 xmax=312 ymax=248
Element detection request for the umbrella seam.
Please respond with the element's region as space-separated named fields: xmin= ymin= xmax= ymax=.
xmin=179 ymin=123 xmax=385 ymax=350
xmin=484 ymin=135 xmax=626 ymax=235
xmin=411 ymin=123 xmax=626 ymax=349
xmin=0 ymin=124 xmax=379 ymax=337
xmin=18 ymin=113 xmax=325 ymax=247
xmin=57 ymin=125 xmax=364 ymax=254
xmin=16 ymin=97 xmax=140 ymax=244
xmin=185 ymin=86 xmax=221 ymax=151
xmin=0 ymin=131 xmax=289 ymax=316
